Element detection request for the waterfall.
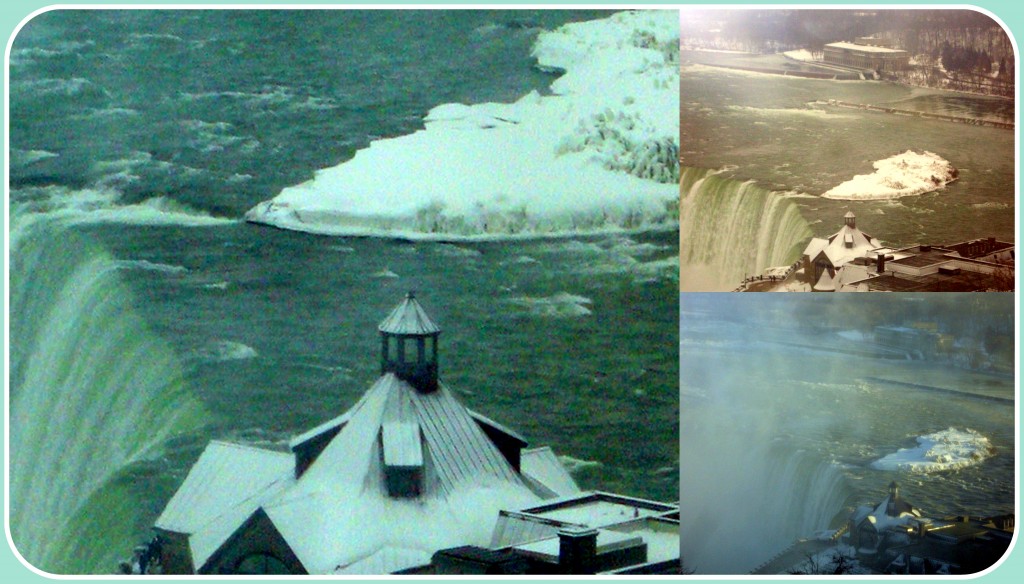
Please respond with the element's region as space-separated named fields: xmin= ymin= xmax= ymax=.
xmin=680 ymin=168 xmax=814 ymax=291
xmin=679 ymin=425 xmax=850 ymax=574
xmin=8 ymin=213 xmax=204 ymax=574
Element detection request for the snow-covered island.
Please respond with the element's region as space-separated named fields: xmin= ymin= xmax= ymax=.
xmin=821 ymin=150 xmax=958 ymax=200
xmin=870 ymin=427 xmax=994 ymax=473
xmin=246 ymin=11 xmax=680 ymax=240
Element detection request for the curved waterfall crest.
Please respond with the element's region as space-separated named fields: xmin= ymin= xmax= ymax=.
xmin=8 ymin=213 xmax=204 ymax=573
xmin=680 ymin=167 xmax=814 ymax=291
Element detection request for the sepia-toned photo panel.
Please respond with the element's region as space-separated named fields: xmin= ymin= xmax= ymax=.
xmin=679 ymin=8 xmax=1014 ymax=293
xmin=677 ymin=7 xmax=1016 ymax=577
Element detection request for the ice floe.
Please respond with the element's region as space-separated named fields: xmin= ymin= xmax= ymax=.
xmin=821 ymin=150 xmax=958 ymax=200
xmin=870 ymin=427 xmax=994 ymax=472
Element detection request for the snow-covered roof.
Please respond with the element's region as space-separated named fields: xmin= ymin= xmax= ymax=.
xmin=814 ymin=269 xmax=836 ymax=292
xmin=836 ymin=263 xmax=873 ymax=290
xmin=469 ymin=409 xmax=529 ymax=446
xmin=490 ymin=491 xmax=677 ymax=549
xmin=333 ymin=546 xmax=431 ymax=575
xmin=378 ymin=293 xmax=441 ymax=335
xmin=802 ymin=237 xmax=828 ymax=260
xmin=513 ymin=529 xmax=642 ymax=562
xmin=261 ymin=373 xmax=538 ymax=573
xmin=521 ymin=446 xmax=581 ymax=498
xmin=155 ymin=442 xmax=293 ymax=535
xmin=159 ymin=372 xmax=557 ymax=574
xmin=491 ymin=511 xmax=565 ymax=549
xmin=821 ymin=224 xmax=881 ymax=267
xmin=288 ymin=410 xmax=353 ymax=450
xmin=382 ymin=421 xmax=424 ymax=468
xmin=154 ymin=441 xmax=295 ymax=568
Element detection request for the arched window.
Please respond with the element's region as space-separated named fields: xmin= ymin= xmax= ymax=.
xmin=235 ymin=553 xmax=291 ymax=575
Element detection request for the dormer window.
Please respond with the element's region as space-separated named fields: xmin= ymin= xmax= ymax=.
xmin=381 ymin=421 xmax=424 ymax=497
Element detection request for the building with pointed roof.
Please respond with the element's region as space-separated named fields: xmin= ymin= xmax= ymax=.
xmin=802 ymin=212 xmax=883 ymax=291
xmin=148 ymin=294 xmax=678 ymax=575
xmin=801 ymin=213 xmax=1013 ymax=292
xmin=844 ymin=482 xmax=1012 ymax=575
xmin=823 ymin=40 xmax=909 ymax=72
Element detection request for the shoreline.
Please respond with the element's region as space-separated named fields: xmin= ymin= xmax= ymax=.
xmin=244 ymin=212 xmax=681 ymax=244
xmin=682 ymin=55 xmax=1014 ymax=102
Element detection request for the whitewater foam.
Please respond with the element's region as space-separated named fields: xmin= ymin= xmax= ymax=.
xmin=246 ymin=11 xmax=679 ymax=240
xmin=727 ymin=105 xmax=851 ymax=119
xmin=10 ymin=185 xmax=235 ymax=227
xmin=10 ymin=148 xmax=58 ymax=167
xmin=194 ymin=340 xmax=259 ymax=363
xmin=115 ymin=259 xmax=189 ymax=274
xmin=557 ymin=455 xmax=603 ymax=472
xmin=508 ymin=292 xmax=593 ymax=318
xmin=372 ymin=268 xmax=400 ymax=279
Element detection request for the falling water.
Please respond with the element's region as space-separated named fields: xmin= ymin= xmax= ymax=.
xmin=679 ymin=404 xmax=851 ymax=574
xmin=8 ymin=214 xmax=204 ymax=574
xmin=680 ymin=168 xmax=814 ymax=291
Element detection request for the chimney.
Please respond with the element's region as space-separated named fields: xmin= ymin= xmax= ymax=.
xmin=876 ymin=253 xmax=887 ymax=273
xmin=558 ymin=527 xmax=598 ymax=574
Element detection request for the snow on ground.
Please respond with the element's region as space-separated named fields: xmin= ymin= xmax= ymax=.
xmin=870 ymin=428 xmax=994 ymax=472
xmin=836 ymin=330 xmax=869 ymax=342
xmin=821 ymin=150 xmax=958 ymax=200
xmin=783 ymin=49 xmax=816 ymax=62
xmin=680 ymin=46 xmax=756 ymax=54
xmin=246 ymin=11 xmax=679 ymax=240
xmin=773 ymin=280 xmax=812 ymax=292
xmin=787 ymin=544 xmax=871 ymax=575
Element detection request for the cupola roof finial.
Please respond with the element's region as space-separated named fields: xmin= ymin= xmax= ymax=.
xmin=378 ymin=293 xmax=441 ymax=336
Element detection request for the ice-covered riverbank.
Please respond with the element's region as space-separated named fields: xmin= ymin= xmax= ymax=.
xmin=246 ymin=10 xmax=679 ymax=240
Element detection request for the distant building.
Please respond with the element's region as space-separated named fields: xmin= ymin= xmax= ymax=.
xmin=846 ymin=482 xmax=1012 ymax=574
xmin=823 ymin=40 xmax=909 ymax=72
xmin=143 ymin=293 xmax=679 ymax=575
xmin=855 ymin=36 xmax=893 ymax=48
xmin=801 ymin=213 xmax=1013 ymax=292
xmin=874 ymin=326 xmax=941 ymax=357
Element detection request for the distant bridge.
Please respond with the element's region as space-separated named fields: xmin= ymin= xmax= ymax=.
xmin=818 ymin=100 xmax=1014 ymax=130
